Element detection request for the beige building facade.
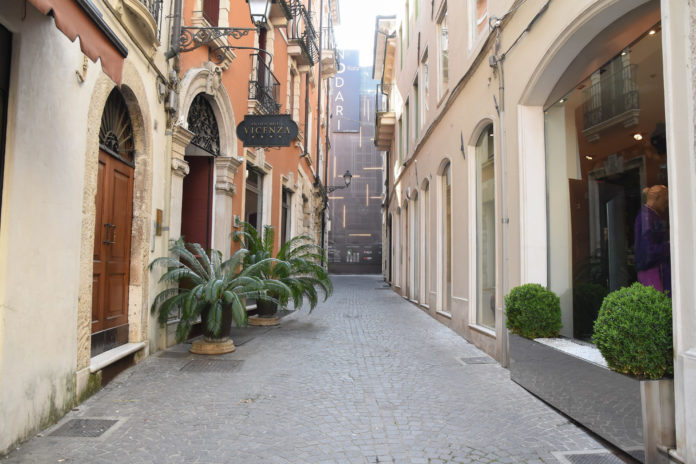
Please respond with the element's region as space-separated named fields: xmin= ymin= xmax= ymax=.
xmin=0 ymin=0 xmax=176 ymax=452
xmin=375 ymin=0 xmax=695 ymax=461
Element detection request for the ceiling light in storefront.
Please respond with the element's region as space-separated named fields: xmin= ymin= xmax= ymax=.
xmin=559 ymin=98 xmax=566 ymax=104
xmin=634 ymin=133 xmax=644 ymax=141
xmin=649 ymin=30 xmax=657 ymax=36
xmin=585 ymin=155 xmax=593 ymax=160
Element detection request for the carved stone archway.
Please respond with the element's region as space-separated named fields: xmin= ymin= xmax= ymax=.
xmin=170 ymin=64 xmax=241 ymax=258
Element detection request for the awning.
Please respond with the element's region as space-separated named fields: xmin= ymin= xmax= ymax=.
xmin=27 ymin=0 xmax=128 ymax=85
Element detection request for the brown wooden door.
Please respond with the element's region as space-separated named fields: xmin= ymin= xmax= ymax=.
xmin=181 ymin=156 xmax=213 ymax=250
xmin=92 ymin=150 xmax=134 ymax=333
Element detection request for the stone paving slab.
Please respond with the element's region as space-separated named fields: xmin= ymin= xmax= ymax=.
xmin=2 ymin=275 xmax=635 ymax=464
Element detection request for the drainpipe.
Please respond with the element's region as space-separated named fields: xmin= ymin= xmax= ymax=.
xmin=321 ymin=73 xmax=331 ymax=253
xmin=487 ymin=0 xmax=552 ymax=368
xmin=491 ymin=20 xmax=510 ymax=368
xmin=316 ymin=0 xmax=326 ymax=250
xmin=303 ymin=0 xmax=313 ymax=164
xmin=165 ymin=0 xmax=183 ymax=59
xmin=315 ymin=0 xmax=324 ymax=181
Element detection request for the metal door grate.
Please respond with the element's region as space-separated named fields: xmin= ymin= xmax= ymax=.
xmin=180 ymin=359 xmax=243 ymax=373
xmin=553 ymin=450 xmax=634 ymax=464
xmin=50 ymin=419 xmax=118 ymax=438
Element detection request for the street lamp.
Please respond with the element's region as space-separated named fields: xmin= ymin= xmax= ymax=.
xmin=247 ymin=0 xmax=273 ymax=26
xmin=327 ymin=170 xmax=353 ymax=194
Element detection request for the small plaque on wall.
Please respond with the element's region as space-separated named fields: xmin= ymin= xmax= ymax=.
xmin=236 ymin=114 xmax=299 ymax=148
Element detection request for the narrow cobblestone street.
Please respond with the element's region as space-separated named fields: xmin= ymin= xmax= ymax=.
xmin=4 ymin=276 xmax=631 ymax=464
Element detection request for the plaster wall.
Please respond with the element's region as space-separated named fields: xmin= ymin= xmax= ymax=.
xmin=0 ymin=0 xmax=171 ymax=452
xmin=0 ymin=6 xmax=87 ymax=451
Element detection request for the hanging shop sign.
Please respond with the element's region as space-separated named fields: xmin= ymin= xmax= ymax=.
xmin=236 ymin=114 xmax=299 ymax=147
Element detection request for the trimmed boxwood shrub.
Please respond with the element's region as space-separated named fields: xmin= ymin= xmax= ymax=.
xmin=593 ymin=282 xmax=673 ymax=380
xmin=505 ymin=284 xmax=562 ymax=339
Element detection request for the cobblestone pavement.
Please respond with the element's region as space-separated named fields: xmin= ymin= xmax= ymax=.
xmin=4 ymin=275 xmax=633 ymax=464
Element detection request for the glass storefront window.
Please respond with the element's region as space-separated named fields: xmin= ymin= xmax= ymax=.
xmin=476 ymin=124 xmax=495 ymax=329
xmin=442 ymin=163 xmax=452 ymax=313
xmin=545 ymin=25 xmax=668 ymax=340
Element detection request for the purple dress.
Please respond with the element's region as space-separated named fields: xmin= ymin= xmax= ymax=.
xmin=634 ymin=205 xmax=671 ymax=294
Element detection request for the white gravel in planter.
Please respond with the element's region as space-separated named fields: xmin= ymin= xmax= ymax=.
xmin=535 ymin=337 xmax=609 ymax=368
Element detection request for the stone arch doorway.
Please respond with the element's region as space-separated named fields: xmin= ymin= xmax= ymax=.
xmin=181 ymin=93 xmax=220 ymax=250
xmin=171 ymin=65 xmax=240 ymax=258
xmin=92 ymin=88 xmax=135 ymax=351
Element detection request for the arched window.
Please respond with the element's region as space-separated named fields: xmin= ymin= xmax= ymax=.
xmin=410 ymin=192 xmax=419 ymax=301
xmin=187 ymin=94 xmax=220 ymax=156
xmin=99 ymin=89 xmax=134 ymax=164
xmin=475 ymin=124 xmax=495 ymax=329
xmin=421 ymin=181 xmax=430 ymax=304
xmin=441 ymin=162 xmax=452 ymax=313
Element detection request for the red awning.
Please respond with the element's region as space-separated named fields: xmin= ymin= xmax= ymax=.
xmin=27 ymin=0 xmax=128 ymax=85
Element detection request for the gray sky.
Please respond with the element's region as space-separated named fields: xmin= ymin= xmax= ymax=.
xmin=334 ymin=0 xmax=401 ymax=66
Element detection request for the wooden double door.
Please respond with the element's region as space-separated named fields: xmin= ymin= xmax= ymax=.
xmin=92 ymin=150 xmax=134 ymax=333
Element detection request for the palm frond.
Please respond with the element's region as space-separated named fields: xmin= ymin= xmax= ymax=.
xmin=170 ymin=239 xmax=209 ymax=279
xmin=187 ymin=242 xmax=213 ymax=279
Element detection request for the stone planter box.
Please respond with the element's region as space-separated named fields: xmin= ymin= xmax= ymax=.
xmin=509 ymin=333 xmax=675 ymax=463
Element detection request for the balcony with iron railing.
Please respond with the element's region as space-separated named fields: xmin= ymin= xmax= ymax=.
xmin=321 ymin=22 xmax=339 ymax=77
xmin=269 ymin=0 xmax=293 ymax=25
xmin=248 ymin=53 xmax=281 ymax=115
xmin=122 ymin=0 xmax=162 ymax=45
xmin=582 ymin=64 xmax=640 ymax=141
xmin=375 ymin=83 xmax=396 ymax=150
xmin=287 ymin=0 xmax=319 ymax=70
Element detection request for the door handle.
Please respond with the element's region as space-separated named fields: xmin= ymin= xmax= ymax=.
xmin=103 ymin=223 xmax=116 ymax=245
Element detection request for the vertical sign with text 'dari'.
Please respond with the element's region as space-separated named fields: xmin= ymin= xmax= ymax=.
xmin=331 ymin=49 xmax=360 ymax=133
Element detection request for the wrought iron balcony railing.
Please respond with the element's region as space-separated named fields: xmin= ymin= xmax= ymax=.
xmin=249 ymin=53 xmax=281 ymax=114
xmin=273 ymin=0 xmax=292 ymax=19
xmin=138 ymin=0 xmax=162 ymax=28
xmin=288 ymin=0 xmax=319 ymax=65
xmin=583 ymin=64 xmax=640 ymax=130
xmin=321 ymin=24 xmax=339 ymax=64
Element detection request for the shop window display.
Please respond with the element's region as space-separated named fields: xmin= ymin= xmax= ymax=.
xmin=545 ymin=25 xmax=668 ymax=339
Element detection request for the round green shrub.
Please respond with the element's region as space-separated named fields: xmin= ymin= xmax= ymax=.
xmin=593 ymin=282 xmax=673 ymax=380
xmin=505 ymin=284 xmax=562 ymax=339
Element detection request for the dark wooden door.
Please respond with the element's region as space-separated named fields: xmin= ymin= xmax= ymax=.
xmin=92 ymin=150 xmax=134 ymax=333
xmin=181 ymin=156 xmax=213 ymax=250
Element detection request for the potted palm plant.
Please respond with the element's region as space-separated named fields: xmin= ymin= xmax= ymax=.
xmin=149 ymin=239 xmax=289 ymax=354
xmin=233 ymin=222 xmax=333 ymax=325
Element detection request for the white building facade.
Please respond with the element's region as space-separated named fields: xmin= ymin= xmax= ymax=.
xmin=375 ymin=0 xmax=696 ymax=461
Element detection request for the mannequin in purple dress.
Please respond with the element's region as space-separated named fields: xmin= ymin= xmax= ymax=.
xmin=634 ymin=185 xmax=670 ymax=294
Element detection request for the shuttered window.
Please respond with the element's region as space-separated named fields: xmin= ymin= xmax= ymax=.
xmin=203 ymin=0 xmax=219 ymax=27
